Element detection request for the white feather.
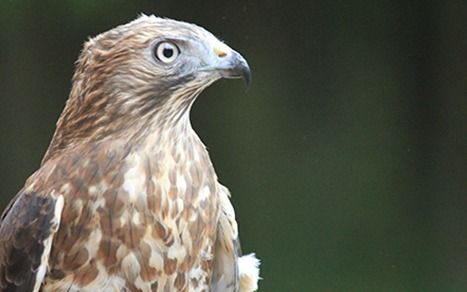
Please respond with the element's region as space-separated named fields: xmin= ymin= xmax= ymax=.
xmin=238 ymin=253 xmax=261 ymax=292
xmin=33 ymin=194 xmax=64 ymax=292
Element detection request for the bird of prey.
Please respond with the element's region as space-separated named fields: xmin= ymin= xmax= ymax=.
xmin=0 ymin=15 xmax=260 ymax=292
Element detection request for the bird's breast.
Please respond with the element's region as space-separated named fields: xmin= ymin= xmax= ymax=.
xmin=43 ymin=141 xmax=221 ymax=291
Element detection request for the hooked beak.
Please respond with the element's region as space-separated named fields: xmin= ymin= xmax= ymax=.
xmin=213 ymin=45 xmax=251 ymax=87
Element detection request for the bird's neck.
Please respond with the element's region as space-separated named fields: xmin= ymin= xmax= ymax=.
xmin=42 ymin=94 xmax=200 ymax=165
xmin=117 ymin=112 xmax=218 ymax=201
xmin=139 ymin=111 xmax=201 ymax=155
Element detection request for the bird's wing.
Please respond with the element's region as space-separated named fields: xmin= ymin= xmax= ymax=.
xmin=0 ymin=189 xmax=64 ymax=292
xmin=211 ymin=186 xmax=260 ymax=292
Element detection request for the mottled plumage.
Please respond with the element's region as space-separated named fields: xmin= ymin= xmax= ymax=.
xmin=0 ymin=15 xmax=259 ymax=291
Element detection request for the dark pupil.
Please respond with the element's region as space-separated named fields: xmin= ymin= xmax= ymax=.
xmin=163 ymin=47 xmax=174 ymax=58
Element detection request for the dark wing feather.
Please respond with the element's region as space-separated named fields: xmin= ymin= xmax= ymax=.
xmin=0 ymin=190 xmax=63 ymax=292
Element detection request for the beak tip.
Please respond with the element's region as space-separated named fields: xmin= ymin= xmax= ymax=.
xmin=243 ymin=65 xmax=252 ymax=88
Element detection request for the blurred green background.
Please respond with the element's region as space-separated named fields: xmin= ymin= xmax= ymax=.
xmin=1 ymin=1 xmax=466 ymax=291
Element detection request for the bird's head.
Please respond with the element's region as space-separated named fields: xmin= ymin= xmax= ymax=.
xmin=73 ymin=15 xmax=250 ymax=121
xmin=46 ymin=15 xmax=250 ymax=161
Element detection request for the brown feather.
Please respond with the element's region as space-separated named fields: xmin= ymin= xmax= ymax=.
xmin=0 ymin=15 xmax=259 ymax=292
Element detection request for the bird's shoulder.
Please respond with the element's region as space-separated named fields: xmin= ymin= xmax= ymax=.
xmin=0 ymin=188 xmax=64 ymax=292
xmin=0 ymin=143 xmax=128 ymax=291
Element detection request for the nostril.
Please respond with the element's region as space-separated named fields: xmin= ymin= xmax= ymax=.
xmin=214 ymin=46 xmax=227 ymax=58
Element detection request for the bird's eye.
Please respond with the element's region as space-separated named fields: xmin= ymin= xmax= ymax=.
xmin=155 ymin=41 xmax=179 ymax=64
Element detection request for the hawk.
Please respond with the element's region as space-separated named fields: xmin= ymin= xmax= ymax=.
xmin=0 ymin=15 xmax=260 ymax=292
